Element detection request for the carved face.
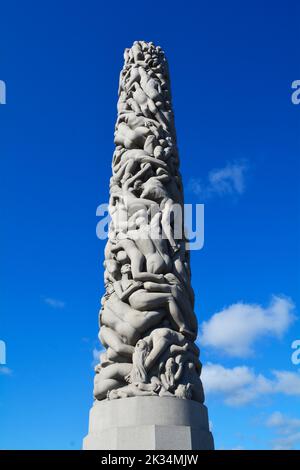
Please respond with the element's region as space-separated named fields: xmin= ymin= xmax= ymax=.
xmin=133 ymin=180 xmax=142 ymax=191
xmin=121 ymin=263 xmax=131 ymax=275
xmin=135 ymin=339 xmax=148 ymax=352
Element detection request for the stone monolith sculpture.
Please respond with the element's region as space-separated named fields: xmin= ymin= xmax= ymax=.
xmin=83 ymin=41 xmax=214 ymax=450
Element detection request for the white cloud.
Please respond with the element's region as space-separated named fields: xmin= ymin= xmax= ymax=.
xmin=266 ymin=411 xmax=300 ymax=432
xmin=199 ymin=296 xmax=295 ymax=357
xmin=188 ymin=160 xmax=248 ymax=198
xmin=0 ymin=366 xmax=13 ymax=376
xmin=272 ymin=433 xmax=300 ymax=450
xmin=44 ymin=297 xmax=65 ymax=309
xmin=266 ymin=412 xmax=300 ymax=450
xmin=201 ymin=363 xmax=300 ymax=407
xmin=202 ymin=363 xmax=272 ymax=406
xmin=272 ymin=370 xmax=300 ymax=396
xmin=91 ymin=347 xmax=105 ymax=368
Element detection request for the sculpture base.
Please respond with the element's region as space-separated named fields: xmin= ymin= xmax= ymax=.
xmin=83 ymin=396 xmax=214 ymax=450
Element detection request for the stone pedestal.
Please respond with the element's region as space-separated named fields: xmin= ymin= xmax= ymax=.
xmin=83 ymin=396 xmax=214 ymax=450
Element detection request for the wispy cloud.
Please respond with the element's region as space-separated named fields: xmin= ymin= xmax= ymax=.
xmin=201 ymin=363 xmax=300 ymax=407
xmin=188 ymin=159 xmax=248 ymax=199
xmin=271 ymin=370 xmax=300 ymax=396
xmin=272 ymin=433 xmax=300 ymax=450
xmin=43 ymin=297 xmax=65 ymax=309
xmin=0 ymin=366 xmax=13 ymax=376
xmin=199 ymin=296 xmax=295 ymax=357
xmin=266 ymin=411 xmax=300 ymax=431
xmin=91 ymin=347 xmax=105 ymax=368
xmin=266 ymin=412 xmax=300 ymax=450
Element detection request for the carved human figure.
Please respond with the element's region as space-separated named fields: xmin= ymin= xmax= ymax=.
xmin=93 ymin=362 xmax=132 ymax=400
xmin=126 ymin=328 xmax=194 ymax=385
xmin=113 ymin=265 xmax=193 ymax=337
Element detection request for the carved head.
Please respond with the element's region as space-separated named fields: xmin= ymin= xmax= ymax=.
xmin=174 ymin=383 xmax=193 ymax=400
xmin=116 ymin=250 xmax=129 ymax=264
xmin=120 ymin=263 xmax=132 ymax=275
xmin=133 ymin=179 xmax=142 ymax=192
xmin=165 ymin=357 xmax=176 ymax=372
xmin=135 ymin=339 xmax=149 ymax=353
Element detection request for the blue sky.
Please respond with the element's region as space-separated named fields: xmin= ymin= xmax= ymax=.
xmin=0 ymin=0 xmax=299 ymax=450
